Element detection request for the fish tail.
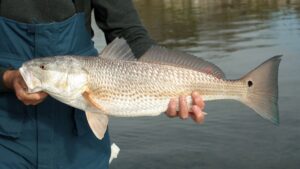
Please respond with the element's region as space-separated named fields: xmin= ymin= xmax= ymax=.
xmin=240 ymin=55 xmax=282 ymax=125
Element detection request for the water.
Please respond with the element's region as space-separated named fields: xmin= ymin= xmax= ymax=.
xmin=92 ymin=1 xmax=300 ymax=169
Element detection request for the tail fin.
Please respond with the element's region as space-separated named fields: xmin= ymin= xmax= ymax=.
xmin=241 ymin=55 xmax=282 ymax=125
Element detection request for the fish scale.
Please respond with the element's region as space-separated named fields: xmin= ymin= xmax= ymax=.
xmin=19 ymin=38 xmax=281 ymax=140
xmin=79 ymin=58 xmax=247 ymax=117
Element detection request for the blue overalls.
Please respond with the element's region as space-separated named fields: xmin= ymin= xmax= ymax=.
xmin=0 ymin=13 xmax=111 ymax=169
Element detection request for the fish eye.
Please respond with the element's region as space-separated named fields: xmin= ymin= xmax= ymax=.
xmin=40 ymin=64 xmax=46 ymax=70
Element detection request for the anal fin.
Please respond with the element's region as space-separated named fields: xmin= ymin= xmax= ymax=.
xmin=86 ymin=112 xmax=109 ymax=140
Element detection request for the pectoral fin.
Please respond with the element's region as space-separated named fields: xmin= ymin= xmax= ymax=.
xmin=86 ymin=112 xmax=109 ymax=140
xmin=82 ymin=91 xmax=106 ymax=112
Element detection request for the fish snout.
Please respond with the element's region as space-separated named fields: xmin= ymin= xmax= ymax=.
xmin=19 ymin=66 xmax=42 ymax=93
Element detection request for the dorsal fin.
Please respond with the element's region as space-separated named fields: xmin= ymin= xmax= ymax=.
xmin=139 ymin=45 xmax=225 ymax=79
xmin=99 ymin=38 xmax=137 ymax=61
xmin=100 ymin=38 xmax=225 ymax=78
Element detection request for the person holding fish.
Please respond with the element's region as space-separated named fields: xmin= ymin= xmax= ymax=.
xmin=0 ymin=0 xmax=206 ymax=168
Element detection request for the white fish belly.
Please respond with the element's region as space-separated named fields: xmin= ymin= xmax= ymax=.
xmin=98 ymin=96 xmax=195 ymax=117
xmin=100 ymin=98 xmax=170 ymax=117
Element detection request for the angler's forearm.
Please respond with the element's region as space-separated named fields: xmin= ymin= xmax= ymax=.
xmin=92 ymin=0 xmax=155 ymax=58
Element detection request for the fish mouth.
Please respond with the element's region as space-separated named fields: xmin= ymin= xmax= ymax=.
xmin=19 ymin=66 xmax=42 ymax=93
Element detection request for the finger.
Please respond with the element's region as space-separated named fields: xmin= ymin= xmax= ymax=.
xmin=25 ymin=92 xmax=43 ymax=101
xmin=179 ymin=96 xmax=189 ymax=119
xmin=35 ymin=91 xmax=48 ymax=99
xmin=18 ymin=78 xmax=28 ymax=90
xmin=192 ymin=92 xmax=205 ymax=110
xmin=166 ymin=98 xmax=178 ymax=118
xmin=190 ymin=105 xmax=205 ymax=124
xmin=26 ymin=92 xmax=48 ymax=103
xmin=14 ymin=80 xmax=29 ymax=101
xmin=19 ymin=70 xmax=48 ymax=100
xmin=14 ymin=81 xmax=47 ymax=104
xmin=29 ymin=99 xmax=45 ymax=106
xmin=28 ymin=92 xmax=48 ymax=105
xmin=20 ymin=93 xmax=47 ymax=105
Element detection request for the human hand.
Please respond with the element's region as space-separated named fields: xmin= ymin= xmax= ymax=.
xmin=3 ymin=70 xmax=48 ymax=105
xmin=165 ymin=91 xmax=206 ymax=124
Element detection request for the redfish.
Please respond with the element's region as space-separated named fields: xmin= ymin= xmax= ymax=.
xmin=19 ymin=38 xmax=281 ymax=140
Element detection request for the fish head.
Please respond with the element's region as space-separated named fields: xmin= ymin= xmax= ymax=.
xmin=19 ymin=56 xmax=88 ymax=98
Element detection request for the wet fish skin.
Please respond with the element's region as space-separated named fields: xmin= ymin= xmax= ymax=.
xmin=81 ymin=57 xmax=246 ymax=116
xmin=19 ymin=38 xmax=281 ymax=139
